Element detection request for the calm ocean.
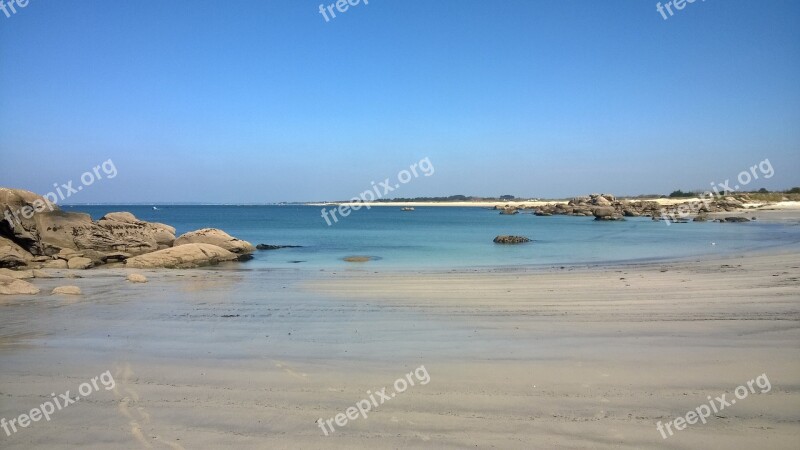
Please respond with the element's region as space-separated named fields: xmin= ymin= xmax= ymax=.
xmin=67 ymin=205 xmax=800 ymax=270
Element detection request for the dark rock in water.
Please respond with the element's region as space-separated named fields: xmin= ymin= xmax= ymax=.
xmin=723 ymin=217 xmax=750 ymax=223
xmin=693 ymin=215 xmax=708 ymax=222
xmin=493 ymin=235 xmax=530 ymax=244
xmin=256 ymin=244 xmax=303 ymax=250
xmin=499 ymin=208 xmax=519 ymax=215
xmin=236 ymin=254 xmax=254 ymax=262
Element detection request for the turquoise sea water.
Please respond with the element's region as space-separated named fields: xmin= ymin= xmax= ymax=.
xmin=67 ymin=205 xmax=800 ymax=269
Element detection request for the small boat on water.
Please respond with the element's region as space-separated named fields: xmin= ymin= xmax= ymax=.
xmin=400 ymin=207 xmax=415 ymax=211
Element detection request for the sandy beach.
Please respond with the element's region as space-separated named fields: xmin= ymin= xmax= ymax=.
xmin=3 ymin=2 xmax=799 ymax=448
xmin=1 ymin=240 xmax=799 ymax=448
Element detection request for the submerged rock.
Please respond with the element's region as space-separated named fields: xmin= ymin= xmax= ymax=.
xmin=256 ymin=244 xmax=303 ymax=250
xmin=343 ymin=255 xmax=378 ymax=262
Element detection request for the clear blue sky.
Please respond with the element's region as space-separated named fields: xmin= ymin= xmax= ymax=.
xmin=1 ymin=0 xmax=799 ymax=202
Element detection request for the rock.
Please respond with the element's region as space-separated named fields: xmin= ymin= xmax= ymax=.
xmin=593 ymin=196 xmax=612 ymax=206
xmin=52 ymin=285 xmax=81 ymax=295
xmin=67 ymin=257 xmax=94 ymax=270
xmin=125 ymin=243 xmax=238 ymax=269
xmin=43 ymin=259 xmax=68 ymax=269
xmin=31 ymin=269 xmax=53 ymax=278
xmin=35 ymin=210 xmax=158 ymax=256
xmin=174 ymin=228 xmax=255 ymax=254
xmin=102 ymin=252 xmax=131 ymax=262
xmin=57 ymin=248 xmax=84 ymax=260
xmin=342 ymin=255 xmax=377 ymax=262
xmin=0 ymin=274 xmax=40 ymax=295
xmin=592 ymin=207 xmax=616 ymax=219
xmin=623 ymin=209 xmax=640 ymax=217
xmin=97 ymin=212 xmax=176 ymax=248
xmin=0 ymin=268 xmax=34 ymax=279
xmin=256 ymin=244 xmax=303 ymax=250
xmin=0 ymin=188 xmax=55 ymax=253
xmin=723 ymin=217 xmax=750 ymax=223
xmin=493 ymin=235 xmax=531 ymax=244
xmin=127 ymin=273 xmax=148 ymax=283
xmin=498 ymin=208 xmax=519 ymax=215
xmin=0 ymin=236 xmax=33 ymax=268
xmin=693 ymin=215 xmax=708 ymax=222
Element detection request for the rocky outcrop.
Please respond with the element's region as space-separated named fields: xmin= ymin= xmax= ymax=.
xmin=493 ymin=235 xmax=530 ymax=244
xmin=528 ymin=192 xmax=750 ymax=222
xmin=174 ymin=228 xmax=255 ymax=254
xmin=2 ymin=186 xmax=252 ymax=271
xmin=0 ymin=274 xmax=40 ymax=295
xmin=125 ymin=243 xmax=238 ymax=269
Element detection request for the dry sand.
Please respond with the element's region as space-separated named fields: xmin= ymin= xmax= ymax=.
xmin=1 ymin=246 xmax=799 ymax=448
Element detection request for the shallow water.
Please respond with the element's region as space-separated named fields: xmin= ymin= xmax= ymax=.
xmin=69 ymin=205 xmax=800 ymax=269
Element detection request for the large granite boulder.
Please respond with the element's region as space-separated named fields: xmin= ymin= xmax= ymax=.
xmin=174 ymin=228 xmax=255 ymax=254
xmin=593 ymin=207 xmax=624 ymax=221
xmin=0 ymin=236 xmax=33 ymax=268
xmin=34 ymin=210 xmax=159 ymax=256
xmin=0 ymin=274 xmax=40 ymax=295
xmin=125 ymin=243 xmax=239 ymax=269
xmin=97 ymin=212 xmax=176 ymax=249
xmin=0 ymin=188 xmax=53 ymax=253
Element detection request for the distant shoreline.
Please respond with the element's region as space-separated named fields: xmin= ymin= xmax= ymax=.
xmin=306 ymin=199 xmax=800 ymax=210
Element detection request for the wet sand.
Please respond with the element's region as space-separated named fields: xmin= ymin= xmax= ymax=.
xmin=1 ymin=246 xmax=799 ymax=448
